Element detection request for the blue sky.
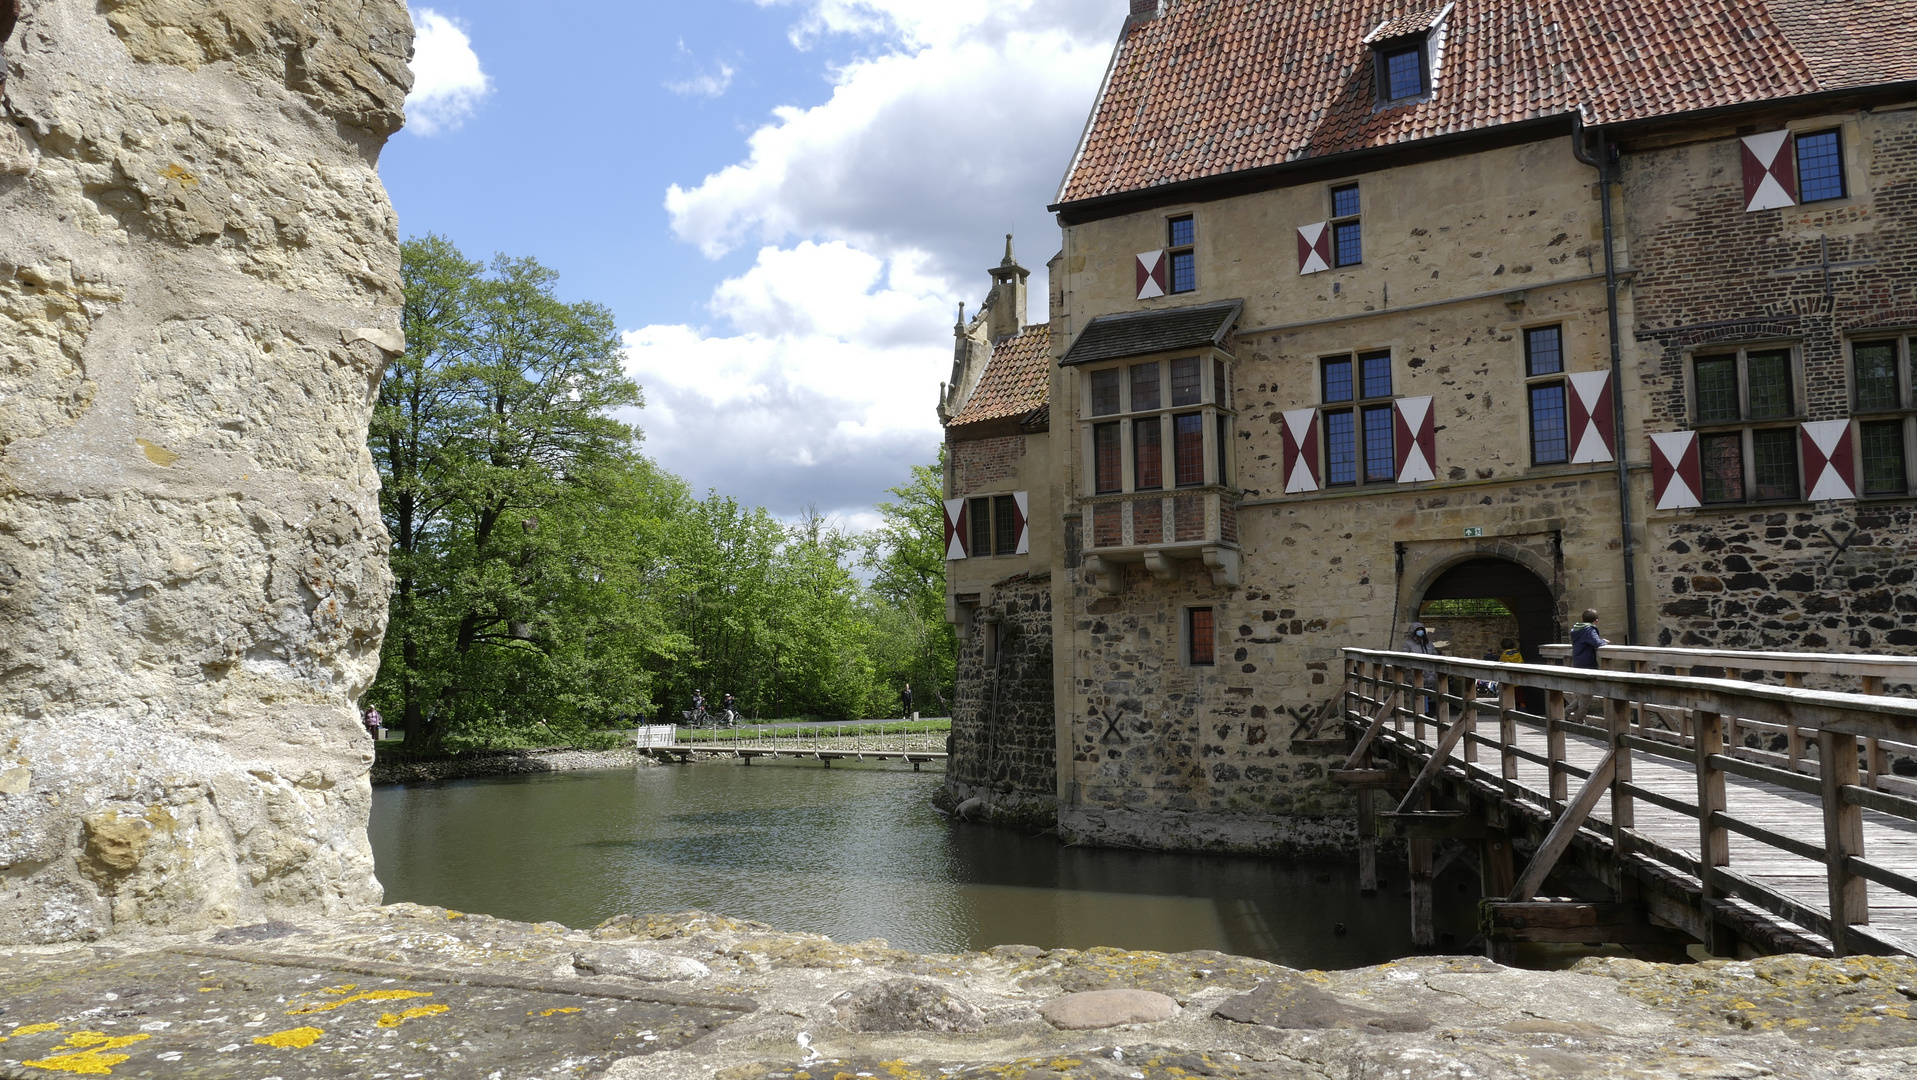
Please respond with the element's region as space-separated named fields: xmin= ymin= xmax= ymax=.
xmin=385 ymin=1 xmax=1124 ymax=525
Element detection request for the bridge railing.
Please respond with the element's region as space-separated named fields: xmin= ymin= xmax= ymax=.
xmin=1339 ymin=647 xmax=1917 ymax=957
xmin=1534 ymin=643 xmax=1917 ymax=789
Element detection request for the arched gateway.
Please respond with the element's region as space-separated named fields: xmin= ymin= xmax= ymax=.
xmin=1415 ymin=557 xmax=1560 ymax=669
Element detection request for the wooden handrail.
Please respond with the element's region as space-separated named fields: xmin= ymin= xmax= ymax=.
xmin=1535 ymin=643 xmax=1917 ymax=681
xmin=1338 ymin=646 xmax=1917 ymax=958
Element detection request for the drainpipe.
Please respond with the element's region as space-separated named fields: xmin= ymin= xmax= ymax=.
xmin=1571 ymin=109 xmax=1641 ymax=647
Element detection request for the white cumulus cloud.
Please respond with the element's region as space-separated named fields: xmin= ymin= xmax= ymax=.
xmin=406 ymin=8 xmax=492 ymax=135
xmin=634 ymin=0 xmax=1122 ymax=519
xmin=620 ymin=243 xmax=953 ymax=516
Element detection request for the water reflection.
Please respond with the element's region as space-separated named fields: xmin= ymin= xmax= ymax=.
xmin=370 ymin=761 xmax=1479 ymax=969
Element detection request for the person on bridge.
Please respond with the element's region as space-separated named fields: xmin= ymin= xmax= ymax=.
xmin=1402 ymin=622 xmax=1438 ymax=718
xmin=1570 ymin=610 xmax=1608 ymax=668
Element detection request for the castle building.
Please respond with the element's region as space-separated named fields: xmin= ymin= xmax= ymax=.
xmin=940 ymin=0 xmax=1917 ymax=851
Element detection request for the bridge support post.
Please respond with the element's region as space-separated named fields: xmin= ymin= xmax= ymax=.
xmin=1607 ymin=695 xmax=1638 ymax=904
xmin=1409 ymin=794 xmax=1435 ymax=948
xmin=1693 ymin=710 xmax=1733 ymax=955
xmin=1357 ymin=788 xmax=1378 ymax=896
xmin=1819 ymin=729 xmax=1869 ymax=956
xmin=1480 ymin=829 xmax=1517 ymax=965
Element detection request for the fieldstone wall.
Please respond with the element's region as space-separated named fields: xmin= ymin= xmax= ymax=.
xmin=1626 ymin=107 xmax=1917 ymax=665
xmin=939 ymin=573 xmax=1056 ymax=828
xmin=0 ymin=0 xmax=411 ymax=942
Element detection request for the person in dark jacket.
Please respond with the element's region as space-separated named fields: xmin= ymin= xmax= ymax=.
xmin=1568 ymin=608 xmax=1609 ymax=720
xmin=1402 ymin=622 xmax=1439 ymax=718
xmin=1570 ymin=609 xmax=1608 ymax=668
xmin=900 ymin=683 xmax=914 ymax=719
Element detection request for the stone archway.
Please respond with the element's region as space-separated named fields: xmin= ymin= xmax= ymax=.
xmin=1416 ymin=557 xmax=1560 ymax=669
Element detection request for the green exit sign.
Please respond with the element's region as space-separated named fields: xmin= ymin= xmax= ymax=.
xmin=1463 ymin=526 xmax=1484 ymax=537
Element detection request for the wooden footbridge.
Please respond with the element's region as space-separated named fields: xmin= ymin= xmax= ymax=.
xmin=1334 ymin=645 xmax=1917 ymax=960
xmin=634 ymin=724 xmax=947 ymax=770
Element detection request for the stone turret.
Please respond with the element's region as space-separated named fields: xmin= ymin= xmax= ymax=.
xmin=938 ymin=235 xmax=1031 ymax=424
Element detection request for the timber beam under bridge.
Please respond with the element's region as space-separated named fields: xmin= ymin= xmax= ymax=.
xmin=1334 ymin=645 xmax=1917 ymax=961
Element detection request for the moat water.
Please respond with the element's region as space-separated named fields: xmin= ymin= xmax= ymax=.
xmin=370 ymin=761 xmax=1480 ymax=969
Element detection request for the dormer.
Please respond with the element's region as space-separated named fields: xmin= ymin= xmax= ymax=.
xmin=1364 ymin=3 xmax=1452 ymax=109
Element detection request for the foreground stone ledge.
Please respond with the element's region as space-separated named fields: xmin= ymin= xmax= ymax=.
xmin=3 ymin=906 xmax=1916 ymax=1078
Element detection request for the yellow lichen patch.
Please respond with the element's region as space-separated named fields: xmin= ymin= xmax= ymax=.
xmin=253 ymin=1026 xmax=325 ymax=1049
xmin=530 ymin=1007 xmax=581 ymax=1017
xmin=22 ymin=1031 xmax=151 ymax=1075
xmin=10 ymin=1024 xmax=62 ymax=1036
xmin=875 ymin=1060 xmax=931 ymax=1080
xmin=133 ymin=438 xmax=178 ymax=466
xmin=197 ymin=988 xmax=215 ymax=993
xmin=320 ymin=984 xmax=358 ymax=994
xmin=157 ymin=164 xmax=199 ymax=187
xmin=287 ymin=989 xmax=432 ymax=1015
xmin=375 ymin=1005 xmax=449 ymax=1028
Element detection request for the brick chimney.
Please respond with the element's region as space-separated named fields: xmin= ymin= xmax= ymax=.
xmin=985 ymin=233 xmax=1029 ymax=342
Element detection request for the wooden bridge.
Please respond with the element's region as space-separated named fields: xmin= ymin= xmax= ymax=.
xmin=1334 ymin=645 xmax=1917 ymax=960
xmin=634 ymin=724 xmax=947 ymax=770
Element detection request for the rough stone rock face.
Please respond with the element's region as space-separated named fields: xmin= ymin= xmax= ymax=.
xmin=6 ymin=907 xmax=1916 ymax=1078
xmin=0 ymin=0 xmax=411 ymax=943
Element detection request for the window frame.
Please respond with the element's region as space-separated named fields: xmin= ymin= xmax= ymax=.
xmin=1849 ymin=335 xmax=1917 ymax=498
xmin=1319 ymin=349 xmax=1395 ymax=486
xmin=1793 ymin=128 xmax=1846 ymax=204
xmin=1524 ymin=324 xmax=1569 ymax=467
xmin=1077 ymin=353 xmax=1235 ymax=500
xmin=1186 ymin=606 xmax=1216 ymax=667
xmin=1167 ymin=214 xmax=1197 ymax=294
xmin=1329 ymin=184 xmax=1362 ymax=268
xmin=1372 ymin=37 xmax=1429 ymax=106
xmin=963 ymin=494 xmax=1023 ymax=557
xmin=1685 ymin=342 xmax=1807 ymax=505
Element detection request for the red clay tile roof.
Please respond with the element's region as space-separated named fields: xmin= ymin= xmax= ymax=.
xmin=1057 ymin=0 xmax=1917 ymax=206
xmin=1364 ymin=3 xmax=1451 ymax=44
xmin=946 ymin=325 xmax=1052 ymax=429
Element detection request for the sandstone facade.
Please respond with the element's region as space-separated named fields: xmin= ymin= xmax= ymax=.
xmin=935 ymin=2 xmax=1917 ymax=854
xmin=0 ymin=0 xmax=411 ymax=942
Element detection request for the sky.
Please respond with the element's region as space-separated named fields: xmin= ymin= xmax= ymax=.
xmin=384 ymin=1 xmax=1126 ymax=527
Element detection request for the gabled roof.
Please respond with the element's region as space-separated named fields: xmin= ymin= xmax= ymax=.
xmin=1056 ymin=0 xmax=1917 ymax=208
xmin=947 ymin=325 xmax=1052 ymax=429
xmin=1060 ymin=299 xmax=1242 ymax=367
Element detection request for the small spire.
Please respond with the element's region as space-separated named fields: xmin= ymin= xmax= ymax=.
xmin=955 ymin=301 xmax=965 ymax=326
xmin=1002 ymin=232 xmax=1015 ymax=265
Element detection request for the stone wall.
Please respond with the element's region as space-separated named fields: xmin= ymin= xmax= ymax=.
xmin=951 ymin=434 xmax=1025 ymax=494
xmin=939 ymin=573 xmax=1056 ymax=828
xmin=1626 ymin=108 xmax=1917 ymax=659
xmin=0 ymin=0 xmax=411 ymax=942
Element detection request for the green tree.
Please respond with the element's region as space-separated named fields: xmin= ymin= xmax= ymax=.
xmin=370 ymin=235 xmax=655 ymax=749
xmin=863 ymin=447 xmax=956 ymax=711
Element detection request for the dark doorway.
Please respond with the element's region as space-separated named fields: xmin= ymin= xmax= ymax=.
xmin=1417 ymin=558 xmax=1559 ymax=709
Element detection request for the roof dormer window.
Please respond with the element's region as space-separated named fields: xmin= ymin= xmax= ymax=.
xmin=1364 ymin=3 xmax=1451 ymax=108
xmin=1381 ymin=43 xmax=1426 ymax=101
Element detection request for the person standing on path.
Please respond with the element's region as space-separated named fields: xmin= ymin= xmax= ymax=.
xmin=900 ymin=683 xmax=914 ymax=720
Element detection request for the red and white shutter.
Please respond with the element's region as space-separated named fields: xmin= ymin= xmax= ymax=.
xmin=942 ymin=498 xmax=968 ymax=559
xmin=1649 ymin=432 xmax=1702 ymax=509
xmin=1394 ymin=396 xmax=1436 ymax=483
xmin=1281 ymin=408 xmax=1321 ymax=493
xmin=1740 ymin=131 xmax=1798 ymax=212
xmin=1012 ymin=490 xmax=1031 ymax=554
xmin=1566 ymin=370 xmax=1616 ymax=464
xmin=1801 ymin=420 xmax=1857 ymax=501
xmin=1297 ymin=222 xmax=1331 ymax=274
xmin=1135 ymin=250 xmax=1168 ymax=299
